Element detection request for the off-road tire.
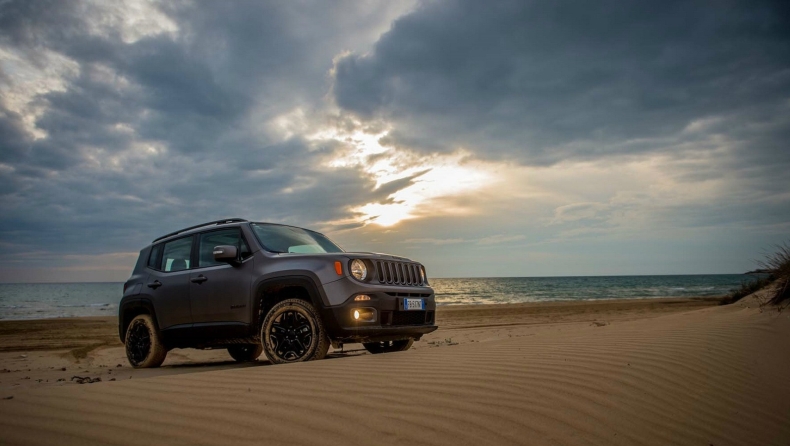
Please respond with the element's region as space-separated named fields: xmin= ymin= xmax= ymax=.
xmin=227 ymin=344 xmax=263 ymax=362
xmin=363 ymin=338 xmax=414 ymax=354
xmin=125 ymin=314 xmax=167 ymax=368
xmin=261 ymin=298 xmax=329 ymax=364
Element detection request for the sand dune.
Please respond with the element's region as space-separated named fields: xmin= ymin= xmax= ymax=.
xmin=1 ymin=295 xmax=788 ymax=445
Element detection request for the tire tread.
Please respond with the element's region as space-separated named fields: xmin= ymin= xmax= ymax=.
xmin=125 ymin=314 xmax=167 ymax=368
xmin=261 ymin=298 xmax=329 ymax=364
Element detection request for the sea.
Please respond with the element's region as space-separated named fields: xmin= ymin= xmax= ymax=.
xmin=0 ymin=274 xmax=763 ymax=320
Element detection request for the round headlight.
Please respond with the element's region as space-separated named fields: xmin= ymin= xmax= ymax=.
xmin=350 ymin=259 xmax=367 ymax=281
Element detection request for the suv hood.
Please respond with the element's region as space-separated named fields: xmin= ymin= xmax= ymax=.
xmin=273 ymin=251 xmax=416 ymax=263
xmin=342 ymin=252 xmax=415 ymax=263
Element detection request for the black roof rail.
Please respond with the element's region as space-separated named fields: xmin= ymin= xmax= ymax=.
xmin=152 ymin=218 xmax=248 ymax=243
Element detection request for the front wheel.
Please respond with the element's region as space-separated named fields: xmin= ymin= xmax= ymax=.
xmin=363 ymin=339 xmax=414 ymax=354
xmin=227 ymin=344 xmax=263 ymax=362
xmin=125 ymin=314 xmax=167 ymax=368
xmin=261 ymin=298 xmax=329 ymax=364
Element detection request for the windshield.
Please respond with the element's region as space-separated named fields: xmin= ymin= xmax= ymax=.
xmin=250 ymin=223 xmax=344 ymax=254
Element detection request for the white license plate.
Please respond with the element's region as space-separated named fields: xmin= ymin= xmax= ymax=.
xmin=404 ymin=298 xmax=424 ymax=310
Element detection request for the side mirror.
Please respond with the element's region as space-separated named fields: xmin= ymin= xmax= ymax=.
xmin=213 ymin=245 xmax=238 ymax=263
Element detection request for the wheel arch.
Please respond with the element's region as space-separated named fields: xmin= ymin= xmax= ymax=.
xmin=118 ymin=298 xmax=160 ymax=343
xmin=252 ymin=275 xmax=326 ymax=330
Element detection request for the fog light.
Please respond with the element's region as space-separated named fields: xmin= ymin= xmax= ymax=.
xmin=351 ymin=307 xmax=376 ymax=323
xmin=354 ymin=295 xmax=371 ymax=301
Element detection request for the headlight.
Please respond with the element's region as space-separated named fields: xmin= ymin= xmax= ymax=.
xmin=350 ymin=259 xmax=367 ymax=281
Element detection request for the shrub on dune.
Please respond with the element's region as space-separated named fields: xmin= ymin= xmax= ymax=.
xmin=761 ymin=242 xmax=790 ymax=305
xmin=721 ymin=242 xmax=790 ymax=306
xmin=720 ymin=276 xmax=775 ymax=305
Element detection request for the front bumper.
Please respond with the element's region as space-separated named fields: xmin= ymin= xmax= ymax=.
xmin=319 ymin=288 xmax=438 ymax=343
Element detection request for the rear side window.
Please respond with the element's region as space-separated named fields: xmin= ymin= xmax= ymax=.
xmin=198 ymin=229 xmax=250 ymax=267
xmin=147 ymin=244 xmax=162 ymax=269
xmin=161 ymin=237 xmax=192 ymax=272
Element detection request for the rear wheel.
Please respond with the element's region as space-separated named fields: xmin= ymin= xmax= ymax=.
xmin=227 ymin=344 xmax=263 ymax=362
xmin=125 ymin=314 xmax=167 ymax=368
xmin=261 ymin=298 xmax=329 ymax=364
xmin=363 ymin=338 xmax=414 ymax=354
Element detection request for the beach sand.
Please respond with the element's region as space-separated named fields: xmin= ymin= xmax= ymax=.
xmin=0 ymin=294 xmax=788 ymax=445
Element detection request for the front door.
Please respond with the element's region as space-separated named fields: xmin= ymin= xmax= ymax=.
xmin=188 ymin=228 xmax=252 ymax=337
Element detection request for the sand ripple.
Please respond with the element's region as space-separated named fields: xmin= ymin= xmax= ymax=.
xmin=1 ymin=303 xmax=789 ymax=446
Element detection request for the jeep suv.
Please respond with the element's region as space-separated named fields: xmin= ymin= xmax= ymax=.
xmin=119 ymin=218 xmax=437 ymax=367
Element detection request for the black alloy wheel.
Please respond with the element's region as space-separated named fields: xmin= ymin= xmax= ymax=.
xmin=127 ymin=320 xmax=151 ymax=365
xmin=269 ymin=310 xmax=313 ymax=360
xmin=261 ymin=298 xmax=329 ymax=364
xmin=124 ymin=314 xmax=167 ymax=368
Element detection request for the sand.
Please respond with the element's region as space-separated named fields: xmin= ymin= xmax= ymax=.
xmin=0 ymin=295 xmax=788 ymax=445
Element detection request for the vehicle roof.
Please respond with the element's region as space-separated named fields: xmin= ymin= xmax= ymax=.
xmin=152 ymin=218 xmax=247 ymax=243
xmin=150 ymin=219 xmax=326 ymax=245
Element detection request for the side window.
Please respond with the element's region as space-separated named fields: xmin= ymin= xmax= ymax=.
xmin=147 ymin=244 xmax=163 ymax=269
xmin=161 ymin=237 xmax=193 ymax=272
xmin=198 ymin=229 xmax=249 ymax=267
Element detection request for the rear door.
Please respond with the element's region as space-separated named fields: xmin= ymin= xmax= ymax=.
xmin=188 ymin=228 xmax=253 ymax=331
xmin=144 ymin=236 xmax=194 ymax=330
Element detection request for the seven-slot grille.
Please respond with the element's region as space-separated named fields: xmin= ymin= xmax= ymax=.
xmin=375 ymin=260 xmax=425 ymax=286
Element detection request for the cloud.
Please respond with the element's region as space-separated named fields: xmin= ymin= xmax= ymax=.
xmin=403 ymin=238 xmax=465 ymax=246
xmin=476 ymin=234 xmax=526 ymax=246
xmin=332 ymin=0 xmax=790 ymax=166
xmin=552 ymin=202 xmax=611 ymax=224
xmin=0 ymin=0 xmax=417 ymax=268
xmin=328 ymin=0 xmax=790 ymax=266
xmin=0 ymin=0 xmax=788 ymax=280
xmin=401 ymin=234 xmax=525 ymax=247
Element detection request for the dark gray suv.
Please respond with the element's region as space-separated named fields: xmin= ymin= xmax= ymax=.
xmin=119 ymin=218 xmax=437 ymax=367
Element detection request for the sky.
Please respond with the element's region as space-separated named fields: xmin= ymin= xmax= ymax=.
xmin=0 ymin=0 xmax=789 ymax=282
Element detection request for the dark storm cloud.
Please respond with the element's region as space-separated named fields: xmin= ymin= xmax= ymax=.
xmin=0 ymin=103 xmax=31 ymax=162
xmin=1 ymin=0 xmax=788 ymax=280
xmin=0 ymin=0 xmax=79 ymax=49
xmin=333 ymin=0 xmax=790 ymax=164
xmin=373 ymin=170 xmax=430 ymax=201
xmin=0 ymin=0 xmax=411 ymax=265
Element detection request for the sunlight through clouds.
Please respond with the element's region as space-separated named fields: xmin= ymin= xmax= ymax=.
xmin=311 ymin=123 xmax=496 ymax=227
xmin=84 ymin=0 xmax=178 ymax=43
xmin=1 ymin=0 xmax=787 ymax=280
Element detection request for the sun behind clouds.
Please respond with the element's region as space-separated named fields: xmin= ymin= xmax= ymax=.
xmin=312 ymin=125 xmax=496 ymax=227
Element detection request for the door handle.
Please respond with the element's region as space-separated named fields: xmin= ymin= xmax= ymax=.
xmin=147 ymin=280 xmax=162 ymax=289
xmin=191 ymin=275 xmax=208 ymax=284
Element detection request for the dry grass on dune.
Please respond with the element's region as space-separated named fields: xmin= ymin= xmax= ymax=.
xmin=721 ymin=241 xmax=790 ymax=306
xmin=763 ymin=242 xmax=790 ymax=305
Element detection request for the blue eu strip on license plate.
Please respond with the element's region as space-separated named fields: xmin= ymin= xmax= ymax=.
xmin=404 ymin=298 xmax=424 ymax=310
